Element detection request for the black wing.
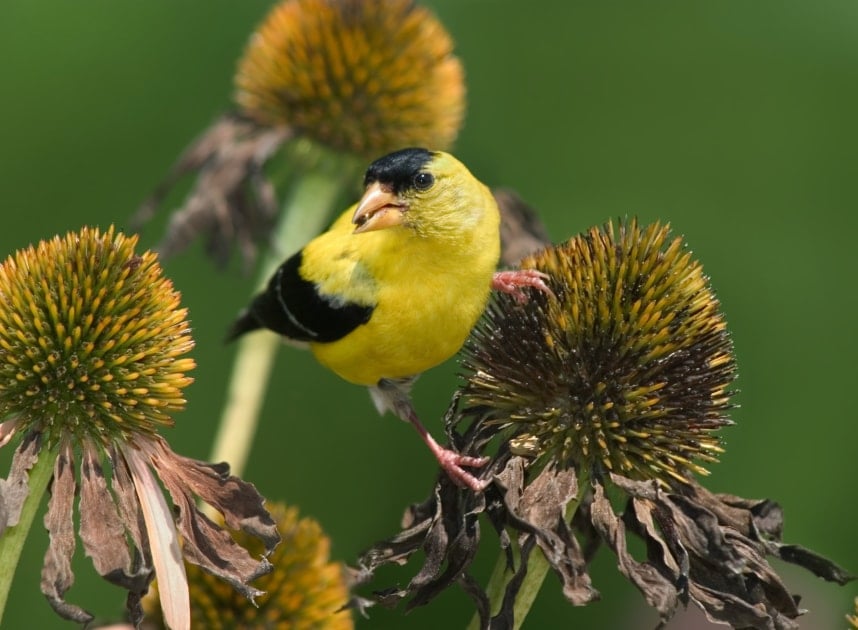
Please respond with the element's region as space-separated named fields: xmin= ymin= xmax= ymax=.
xmin=226 ymin=250 xmax=374 ymax=343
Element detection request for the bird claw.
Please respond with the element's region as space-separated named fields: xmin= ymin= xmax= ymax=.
xmin=434 ymin=447 xmax=490 ymax=491
xmin=492 ymin=269 xmax=554 ymax=304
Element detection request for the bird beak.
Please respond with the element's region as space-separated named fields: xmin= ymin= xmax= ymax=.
xmin=352 ymin=182 xmax=407 ymax=234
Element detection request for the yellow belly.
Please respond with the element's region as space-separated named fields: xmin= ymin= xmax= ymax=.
xmin=310 ymin=272 xmax=491 ymax=385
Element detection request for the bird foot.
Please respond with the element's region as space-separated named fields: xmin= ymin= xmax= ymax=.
xmin=492 ymin=269 xmax=554 ymax=304
xmin=433 ymin=446 xmax=490 ymax=491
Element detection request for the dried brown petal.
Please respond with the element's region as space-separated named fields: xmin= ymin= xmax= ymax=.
xmin=354 ymin=475 xmax=486 ymax=614
xmin=492 ymin=458 xmax=595 ymax=605
xmin=41 ymin=441 xmax=90 ymax=624
xmin=108 ymin=446 xmax=154 ymax=627
xmin=132 ymin=113 xmax=292 ymax=268
xmin=79 ymin=444 xmax=147 ymax=590
xmin=156 ymin=446 xmax=279 ymax=554
xmin=0 ymin=431 xmax=40 ymax=534
xmin=610 ymin=473 xmax=855 ymax=629
xmin=145 ymin=437 xmax=276 ymax=600
xmin=0 ymin=416 xmax=21 ymax=449
xmin=108 ymin=445 xmax=152 ymax=571
xmin=590 ymin=479 xmax=679 ymax=625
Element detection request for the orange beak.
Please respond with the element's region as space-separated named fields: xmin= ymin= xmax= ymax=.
xmin=352 ymin=182 xmax=407 ymax=234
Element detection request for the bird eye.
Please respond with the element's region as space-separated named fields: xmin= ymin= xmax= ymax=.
xmin=413 ymin=172 xmax=435 ymax=191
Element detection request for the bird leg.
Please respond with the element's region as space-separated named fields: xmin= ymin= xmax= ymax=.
xmin=492 ymin=269 xmax=553 ymax=304
xmin=373 ymin=379 xmax=489 ymax=491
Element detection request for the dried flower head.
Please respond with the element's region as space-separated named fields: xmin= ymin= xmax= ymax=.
xmin=354 ymin=219 xmax=854 ymax=629
xmin=463 ymin=219 xmax=735 ymax=484
xmin=0 ymin=227 xmax=278 ymax=628
xmin=236 ymin=0 xmax=464 ymax=158
xmin=143 ymin=502 xmax=353 ymax=629
xmin=134 ymin=0 xmax=465 ymax=268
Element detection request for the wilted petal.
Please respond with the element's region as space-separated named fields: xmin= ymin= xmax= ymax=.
xmin=123 ymin=443 xmax=190 ymax=630
xmin=106 ymin=445 xmax=154 ymax=627
xmin=147 ymin=438 xmax=278 ymax=553
xmin=353 ymin=474 xmax=488 ymax=614
xmin=0 ymin=431 xmax=41 ymax=534
xmin=0 ymin=415 xmax=21 ymax=449
xmin=494 ymin=460 xmax=598 ymax=608
xmin=133 ymin=113 xmax=292 ymax=269
xmin=40 ymin=440 xmax=91 ymax=623
xmin=406 ymin=482 xmax=484 ymax=611
xmin=79 ymin=443 xmax=151 ymax=594
xmin=108 ymin=444 xmax=152 ymax=570
xmin=609 ymin=474 xmax=847 ymax=628
xmin=714 ymin=492 xmax=855 ymax=585
xmin=143 ymin=437 xmax=275 ymax=600
xmin=590 ymin=480 xmax=679 ymax=624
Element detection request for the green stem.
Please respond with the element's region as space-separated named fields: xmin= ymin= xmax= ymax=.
xmin=468 ymin=468 xmax=590 ymax=630
xmin=208 ymin=155 xmax=360 ymax=478
xmin=0 ymin=440 xmax=58 ymax=625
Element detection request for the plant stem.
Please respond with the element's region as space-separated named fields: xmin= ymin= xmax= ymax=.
xmin=0 ymin=441 xmax=58 ymax=625
xmin=208 ymin=156 xmax=360 ymax=478
xmin=468 ymin=469 xmax=590 ymax=630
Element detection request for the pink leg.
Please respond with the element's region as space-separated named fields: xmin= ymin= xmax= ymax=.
xmin=492 ymin=269 xmax=554 ymax=304
xmin=375 ymin=380 xmax=489 ymax=491
xmin=410 ymin=417 xmax=490 ymax=491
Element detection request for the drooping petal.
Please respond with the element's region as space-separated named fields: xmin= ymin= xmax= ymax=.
xmin=133 ymin=114 xmax=292 ymax=269
xmin=79 ymin=442 xmax=150 ymax=594
xmin=0 ymin=431 xmax=41 ymax=535
xmin=41 ymin=440 xmax=91 ymax=623
xmin=0 ymin=415 xmax=21 ymax=449
xmin=143 ymin=437 xmax=274 ymax=600
xmin=108 ymin=444 xmax=152 ymax=567
xmin=495 ymin=458 xmax=598 ymax=607
xmin=147 ymin=437 xmax=278 ymax=553
xmin=123 ymin=443 xmax=190 ymax=630
xmin=589 ymin=480 xmax=679 ymax=624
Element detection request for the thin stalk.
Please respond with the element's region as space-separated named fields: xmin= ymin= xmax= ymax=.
xmin=468 ymin=468 xmax=590 ymax=630
xmin=0 ymin=441 xmax=58 ymax=625
xmin=208 ymin=157 xmax=360 ymax=477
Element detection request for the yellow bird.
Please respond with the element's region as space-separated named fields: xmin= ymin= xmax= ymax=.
xmin=228 ymin=148 xmax=549 ymax=490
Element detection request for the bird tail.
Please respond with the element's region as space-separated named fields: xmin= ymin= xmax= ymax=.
xmin=224 ymin=309 xmax=261 ymax=343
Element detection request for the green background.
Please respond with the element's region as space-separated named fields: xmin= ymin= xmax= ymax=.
xmin=1 ymin=1 xmax=856 ymax=628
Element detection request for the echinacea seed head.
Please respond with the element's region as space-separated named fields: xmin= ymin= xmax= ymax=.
xmin=0 ymin=226 xmax=195 ymax=443
xmin=461 ymin=219 xmax=737 ymax=485
xmin=235 ymin=0 xmax=465 ymax=158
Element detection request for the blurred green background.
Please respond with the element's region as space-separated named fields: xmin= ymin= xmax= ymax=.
xmin=1 ymin=1 xmax=856 ymax=628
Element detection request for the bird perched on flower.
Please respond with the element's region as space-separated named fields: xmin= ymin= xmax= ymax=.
xmin=227 ymin=148 xmax=550 ymax=490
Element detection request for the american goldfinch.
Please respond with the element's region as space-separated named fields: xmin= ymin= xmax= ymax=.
xmin=228 ymin=148 xmax=549 ymax=490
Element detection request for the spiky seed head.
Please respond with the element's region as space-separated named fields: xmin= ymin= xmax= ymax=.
xmin=143 ymin=502 xmax=352 ymax=629
xmin=461 ymin=219 xmax=737 ymax=485
xmin=0 ymin=226 xmax=195 ymax=443
xmin=235 ymin=0 xmax=465 ymax=158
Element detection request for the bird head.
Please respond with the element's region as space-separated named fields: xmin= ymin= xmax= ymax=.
xmin=352 ymin=148 xmax=492 ymax=239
